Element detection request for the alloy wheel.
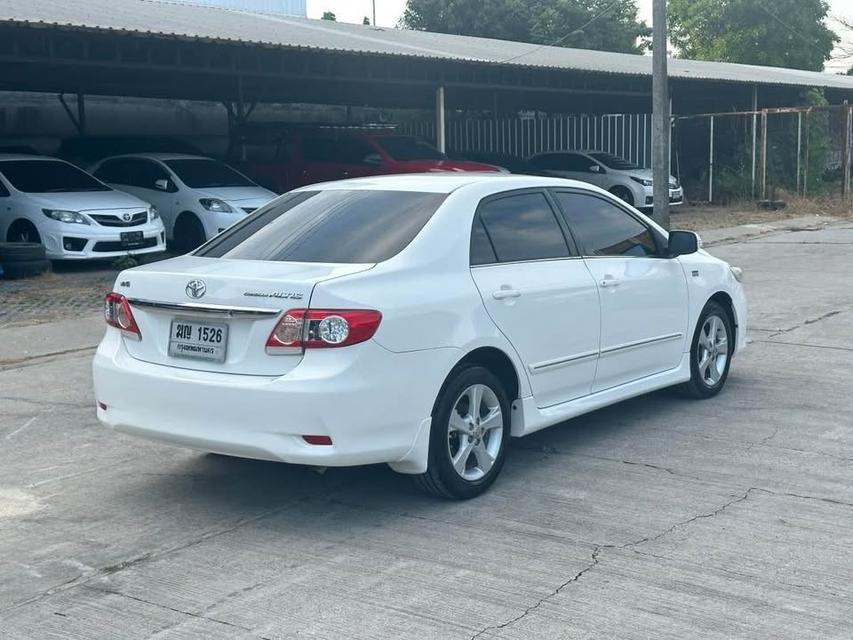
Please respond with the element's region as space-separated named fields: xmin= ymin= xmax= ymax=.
xmin=446 ymin=383 xmax=504 ymax=482
xmin=697 ymin=314 xmax=729 ymax=387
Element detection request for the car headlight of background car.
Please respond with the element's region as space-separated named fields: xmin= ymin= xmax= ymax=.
xmin=42 ymin=209 xmax=91 ymax=225
xmin=630 ymin=177 xmax=654 ymax=187
xmin=199 ymin=198 xmax=233 ymax=213
xmin=148 ymin=206 xmax=160 ymax=222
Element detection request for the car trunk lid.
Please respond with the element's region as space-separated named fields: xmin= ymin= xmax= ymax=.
xmin=118 ymin=256 xmax=372 ymax=375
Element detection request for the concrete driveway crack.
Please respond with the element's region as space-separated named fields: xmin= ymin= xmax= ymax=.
xmin=468 ymin=545 xmax=603 ymax=640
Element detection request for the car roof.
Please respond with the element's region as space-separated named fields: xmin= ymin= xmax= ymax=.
xmin=293 ymin=173 xmax=613 ymax=195
xmin=98 ymin=153 xmax=214 ymax=162
xmin=0 ymin=153 xmax=63 ymax=162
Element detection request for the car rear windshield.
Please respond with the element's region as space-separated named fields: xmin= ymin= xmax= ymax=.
xmin=0 ymin=160 xmax=110 ymax=193
xmin=377 ymin=136 xmax=446 ymax=161
xmin=197 ymin=190 xmax=448 ymax=264
xmin=588 ymin=153 xmax=640 ymax=171
xmin=165 ymin=159 xmax=255 ymax=189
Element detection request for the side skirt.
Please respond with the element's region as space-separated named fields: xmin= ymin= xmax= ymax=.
xmin=511 ymin=353 xmax=691 ymax=437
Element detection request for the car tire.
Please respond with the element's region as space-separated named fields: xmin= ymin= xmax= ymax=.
xmin=172 ymin=214 xmax=206 ymax=254
xmin=1 ymin=258 xmax=50 ymax=279
xmin=0 ymin=241 xmax=46 ymax=262
xmin=414 ymin=365 xmax=510 ymax=500
xmin=679 ymin=300 xmax=734 ymax=399
xmin=610 ymin=186 xmax=635 ymax=207
xmin=6 ymin=221 xmax=42 ymax=245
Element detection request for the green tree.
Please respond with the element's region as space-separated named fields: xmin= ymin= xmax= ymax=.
xmin=322 ymin=11 xmax=336 ymax=21
xmin=667 ymin=0 xmax=838 ymax=72
xmin=363 ymin=16 xmax=371 ymax=25
xmin=402 ymin=0 xmax=649 ymax=54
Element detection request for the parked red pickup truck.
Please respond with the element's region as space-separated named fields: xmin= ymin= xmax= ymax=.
xmin=241 ymin=130 xmax=502 ymax=193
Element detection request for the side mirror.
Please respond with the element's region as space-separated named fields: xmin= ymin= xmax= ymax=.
xmin=668 ymin=230 xmax=700 ymax=257
xmin=154 ymin=178 xmax=171 ymax=192
xmin=363 ymin=153 xmax=383 ymax=166
xmin=588 ymin=164 xmax=601 ymax=173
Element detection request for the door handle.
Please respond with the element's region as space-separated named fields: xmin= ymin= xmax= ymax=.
xmin=492 ymin=288 xmax=522 ymax=300
xmin=600 ymin=276 xmax=621 ymax=288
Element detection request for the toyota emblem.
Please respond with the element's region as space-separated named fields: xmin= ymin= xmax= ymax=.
xmin=186 ymin=280 xmax=207 ymax=299
xmin=122 ymin=213 xmax=132 ymax=222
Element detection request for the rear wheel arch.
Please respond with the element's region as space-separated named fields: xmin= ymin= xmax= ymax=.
xmin=442 ymin=346 xmax=521 ymax=407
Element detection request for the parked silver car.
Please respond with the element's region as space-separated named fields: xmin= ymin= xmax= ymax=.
xmin=528 ymin=151 xmax=683 ymax=209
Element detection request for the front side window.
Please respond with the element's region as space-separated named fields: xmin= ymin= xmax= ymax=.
xmin=477 ymin=192 xmax=570 ymax=263
xmin=197 ymin=190 xmax=447 ymax=264
xmin=164 ymin=159 xmax=254 ymax=189
xmin=554 ymin=191 xmax=658 ymax=258
xmin=0 ymin=160 xmax=110 ymax=193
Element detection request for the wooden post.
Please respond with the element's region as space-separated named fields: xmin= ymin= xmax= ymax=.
xmin=652 ymin=0 xmax=670 ymax=229
xmin=760 ymin=110 xmax=768 ymax=201
xmin=708 ymin=115 xmax=715 ymax=203
xmin=843 ymin=104 xmax=852 ymax=199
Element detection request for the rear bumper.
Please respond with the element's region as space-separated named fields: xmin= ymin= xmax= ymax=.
xmin=92 ymin=330 xmax=458 ymax=470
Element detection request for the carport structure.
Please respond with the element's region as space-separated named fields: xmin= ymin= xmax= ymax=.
xmin=1 ymin=0 xmax=853 ymax=153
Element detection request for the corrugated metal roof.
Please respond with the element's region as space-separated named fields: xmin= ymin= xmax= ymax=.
xmin=2 ymin=0 xmax=853 ymax=91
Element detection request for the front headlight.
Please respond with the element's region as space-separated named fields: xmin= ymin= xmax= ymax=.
xmin=42 ymin=209 xmax=90 ymax=225
xmin=148 ymin=206 xmax=159 ymax=221
xmin=730 ymin=266 xmax=744 ymax=282
xmin=199 ymin=198 xmax=233 ymax=213
xmin=630 ymin=177 xmax=654 ymax=187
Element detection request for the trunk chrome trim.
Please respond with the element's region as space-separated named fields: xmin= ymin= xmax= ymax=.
xmin=127 ymin=298 xmax=281 ymax=318
xmin=600 ymin=332 xmax=684 ymax=356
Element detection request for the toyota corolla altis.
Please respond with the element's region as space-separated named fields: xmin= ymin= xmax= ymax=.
xmin=93 ymin=175 xmax=746 ymax=499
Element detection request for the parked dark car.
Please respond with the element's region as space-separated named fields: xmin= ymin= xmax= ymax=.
xmin=447 ymin=151 xmax=546 ymax=175
xmin=239 ymin=126 xmax=501 ymax=193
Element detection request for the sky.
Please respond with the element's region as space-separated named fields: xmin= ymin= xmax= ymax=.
xmin=306 ymin=0 xmax=852 ymax=73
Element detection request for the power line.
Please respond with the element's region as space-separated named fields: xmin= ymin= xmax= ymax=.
xmin=501 ymin=0 xmax=624 ymax=64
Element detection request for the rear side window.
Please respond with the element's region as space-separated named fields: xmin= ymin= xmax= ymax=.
xmin=198 ymin=190 xmax=447 ymax=264
xmin=0 ymin=179 xmax=8 ymax=197
xmin=477 ymin=192 xmax=570 ymax=263
xmin=554 ymin=191 xmax=659 ymax=258
xmin=469 ymin=217 xmax=497 ymax=265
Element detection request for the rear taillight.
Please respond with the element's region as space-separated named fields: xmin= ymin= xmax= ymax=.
xmin=104 ymin=293 xmax=141 ymax=340
xmin=266 ymin=309 xmax=382 ymax=354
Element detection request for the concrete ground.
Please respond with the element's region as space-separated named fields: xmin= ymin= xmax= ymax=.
xmin=1 ymin=220 xmax=852 ymax=639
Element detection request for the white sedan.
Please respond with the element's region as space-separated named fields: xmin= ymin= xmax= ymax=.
xmin=93 ymin=174 xmax=747 ymax=499
xmin=91 ymin=153 xmax=276 ymax=252
xmin=0 ymin=154 xmax=165 ymax=260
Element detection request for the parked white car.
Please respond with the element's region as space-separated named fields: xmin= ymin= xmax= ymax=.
xmin=93 ymin=174 xmax=746 ymax=499
xmin=529 ymin=151 xmax=684 ymax=209
xmin=91 ymin=154 xmax=276 ymax=252
xmin=0 ymin=154 xmax=165 ymax=260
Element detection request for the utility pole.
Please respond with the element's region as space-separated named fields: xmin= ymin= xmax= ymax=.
xmin=372 ymin=0 xmax=377 ymax=27
xmin=652 ymin=0 xmax=670 ymax=229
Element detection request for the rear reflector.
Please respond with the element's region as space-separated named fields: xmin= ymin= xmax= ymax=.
xmin=266 ymin=309 xmax=382 ymax=354
xmin=302 ymin=435 xmax=333 ymax=446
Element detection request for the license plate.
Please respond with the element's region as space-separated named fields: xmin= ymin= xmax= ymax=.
xmin=120 ymin=231 xmax=145 ymax=247
xmin=168 ymin=319 xmax=228 ymax=363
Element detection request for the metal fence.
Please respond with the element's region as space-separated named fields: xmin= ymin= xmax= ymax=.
xmin=402 ymin=113 xmax=655 ymax=167
xmin=674 ymin=104 xmax=853 ymax=203
xmin=404 ymin=105 xmax=853 ymax=204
